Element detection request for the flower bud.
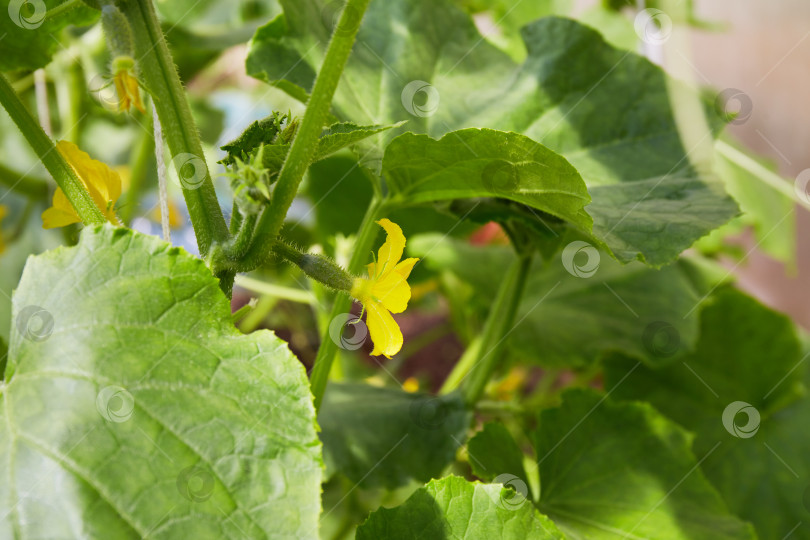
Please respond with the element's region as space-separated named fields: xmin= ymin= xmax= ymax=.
xmin=101 ymin=5 xmax=135 ymax=60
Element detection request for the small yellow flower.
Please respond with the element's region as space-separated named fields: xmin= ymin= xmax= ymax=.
xmin=42 ymin=141 xmax=122 ymax=229
xmin=0 ymin=205 xmax=8 ymax=255
xmin=402 ymin=377 xmax=420 ymax=393
xmin=149 ymin=198 xmax=184 ymax=229
xmin=112 ymin=56 xmax=145 ymax=114
xmin=350 ymin=219 xmax=419 ymax=358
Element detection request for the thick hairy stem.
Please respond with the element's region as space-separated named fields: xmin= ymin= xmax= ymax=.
xmin=115 ymin=0 xmax=229 ymax=255
xmin=0 ymin=73 xmax=105 ymax=225
xmin=238 ymin=0 xmax=372 ymax=268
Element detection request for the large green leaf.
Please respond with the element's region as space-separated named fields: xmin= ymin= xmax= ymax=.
xmin=318 ymin=383 xmax=470 ymax=489
xmin=467 ymin=423 xmax=529 ymax=490
xmin=220 ymin=117 xmax=401 ymax=166
xmin=454 ymin=0 xmax=571 ymax=61
xmin=534 ymin=389 xmax=756 ymax=539
xmin=604 ymin=289 xmax=808 ymax=539
xmin=409 ymin=234 xmax=709 ymax=367
xmin=0 ymin=0 xmax=98 ymax=71
xmin=247 ymin=4 xmax=736 ymax=265
xmin=383 ymin=129 xmax=592 ymax=231
xmin=0 ymin=225 xmax=322 ymax=538
xmin=356 ymin=475 xmax=565 ymax=540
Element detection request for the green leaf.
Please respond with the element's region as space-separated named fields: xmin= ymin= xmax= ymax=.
xmin=245 ymin=12 xmax=320 ymax=103
xmin=156 ymin=0 xmax=280 ymax=28
xmin=221 ymin=117 xmax=400 ymax=167
xmin=576 ymin=5 xmax=638 ymax=50
xmin=409 ymin=234 xmax=709 ymax=367
xmin=467 ymin=423 xmax=529 ymax=489
xmin=356 ymin=475 xmax=565 ymax=540
xmin=383 ymin=129 xmax=592 ymax=232
xmin=0 ymin=225 xmax=322 ymax=538
xmin=315 ymin=121 xmax=405 ymax=162
xmin=219 ymin=112 xmax=290 ymax=165
xmin=454 ymin=0 xmax=571 ymax=61
xmin=535 ymin=389 xmax=756 ymax=539
xmin=710 ymin=140 xmax=796 ymax=266
xmin=247 ymin=6 xmax=736 ymax=265
xmin=0 ymin=0 xmax=99 ymax=71
xmin=604 ymin=289 xmax=808 ymax=539
xmin=318 ymin=383 xmax=470 ymax=489
xmin=306 ymin=154 xmax=373 ymax=240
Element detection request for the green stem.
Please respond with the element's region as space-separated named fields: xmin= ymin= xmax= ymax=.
xmin=9 ymin=199 xmax=36 ymax=243
xmin=240 ymin=0 xmax=372 ymax=266
xmin=115 ymin=0 xmax=228 ymax=256
xmin=439 ymin=335 xmax=482 ymax=395
xmin=120 ymin=113 xmax=155 ymax=225
xmin=461 ymin=253 xmax=533 ymax=406
xmin=224 ymin=213 xmax=257 ymax=260
xmin=238 ymin=294 xmax=279 ymax=333
xmin=0 ymin=73 xmax=105 ymax=225
xmin=310 ymin=197 xmax=386 ymax=411
xmin=229 ymin=200 xmax=243 ymax=234
xmin=273 ymin=241 xmax=354 ymax=292
xmin=0 ymin=164 xmax=49 ymax=199
xmin=715 ymin=140 xmax=810 ymax=211
xmin=45 ymin=0 xmax=82 ymax=20
xmin=55 ymin=56 xmax=84 ymax=142
xmin=234 ymin=275 xmax=317 ymax=305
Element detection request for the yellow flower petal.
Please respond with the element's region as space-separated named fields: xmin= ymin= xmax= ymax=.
xmin=42 ymin=188 xmax=81 ymax=229
xmin=394 ymin=257 xmax=419 ymax=279
xmin=125 ymin=72 xmax=145 ymax=114
xmin=402 ymin=377 xmax=419 ymax=393
xmin=372 ymin=270 xmax=411 ymax=314
xmin=114 ymin=70 xmax=145 ymax=114
xmin=42 ymin=141 xmax=122 ymax=228
xmin=365 ymin=301 xmax=403 ymax=358
xmin=353 ymin=219 xmax=417 ymax=357
xmin=374 ymin=218 xmax=405 ymax=278
xmin=149 ymin=198 xmax=184 ymax=228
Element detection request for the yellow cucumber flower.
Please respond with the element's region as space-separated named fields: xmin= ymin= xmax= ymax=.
xmin=112 ymin=56 xmax=145 ymax=114
xmin=42 ymin=141 xmax=122 ymax=229
xmin=350 ymin=219 xmax=419 ymax=358
xmin=0 ymin=204 xmax=8 ymax=255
